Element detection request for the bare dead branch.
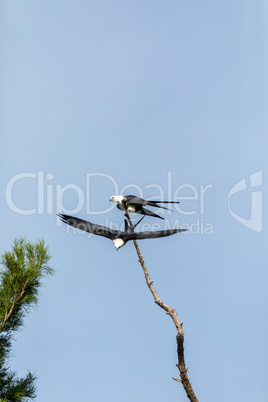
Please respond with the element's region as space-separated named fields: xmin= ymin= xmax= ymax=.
xmin=126 ymin=213 xmax=198 ymax=402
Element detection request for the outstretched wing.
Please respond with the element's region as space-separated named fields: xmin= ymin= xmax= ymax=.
xmin=58 ymin=214 xmax=118 ymax=240
xmin=132 ymin=228 xmax=187 ymax=240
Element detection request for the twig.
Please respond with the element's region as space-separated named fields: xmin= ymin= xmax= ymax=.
xmin=126 ymin=212 xmax=198 ymax=402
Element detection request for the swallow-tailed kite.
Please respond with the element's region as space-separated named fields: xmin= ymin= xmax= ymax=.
xmin=110 ymin=195 xmax=180 ymax=220
xmin=58 ymin=213 xmax=186 ymax=250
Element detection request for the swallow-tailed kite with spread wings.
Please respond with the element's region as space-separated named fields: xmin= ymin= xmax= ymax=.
xmin=109 ymin=195 xmax=180 ymax=219
xmin=58 ymin=213 xmax=186 ymax=250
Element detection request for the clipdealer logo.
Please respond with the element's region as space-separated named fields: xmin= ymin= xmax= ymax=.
xmin=5 ymin=171 xmax=214 ymax=235
xmin=228 ymin=170 xmax=263 ymax=233
xmin=5 ymin=170 xmax=263 ymax=233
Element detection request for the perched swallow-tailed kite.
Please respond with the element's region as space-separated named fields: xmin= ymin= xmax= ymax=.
xmin=110 ymin=195 xmax=180 ymax=220
xmin=58 ymin=213 xmax=186 ymax=250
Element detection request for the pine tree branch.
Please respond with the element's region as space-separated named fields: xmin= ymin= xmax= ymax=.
xmin=0 ymin=238 xmax=53 ymax=334
xmin=0 ymin=267 xmax=35 ymax=334
xmin=0 ymin=284 xmax=26 ymax=334
xmin=0 ymin=238 xmax=52 ymax=401
xmin=125 ymin=212 xmax=198 ymax=402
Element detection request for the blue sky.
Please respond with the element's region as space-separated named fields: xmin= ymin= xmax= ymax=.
xmin=1 ymin=1 xmax=267 ymax=401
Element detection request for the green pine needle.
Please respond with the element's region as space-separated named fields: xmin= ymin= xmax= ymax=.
xmin=0 ymin=238 xmax=54 ymax=401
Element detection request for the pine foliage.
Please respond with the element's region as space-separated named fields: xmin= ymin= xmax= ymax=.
xmin=0 ymin=239 xmax=53 ymax=401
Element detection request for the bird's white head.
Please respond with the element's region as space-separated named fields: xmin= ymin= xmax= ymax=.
xmin=110 ymin=195 xmax=125 ymax=203
xmin=113 ymin=238 xmax=125 ymax=250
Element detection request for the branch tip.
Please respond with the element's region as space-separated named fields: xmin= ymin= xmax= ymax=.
xmin=172 ymin=377 xmax=182 ymax=383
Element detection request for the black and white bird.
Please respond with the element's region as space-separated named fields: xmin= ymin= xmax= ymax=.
xmin=110 ymin=195 xmax=180 ymax=220
xmin=58 ymin=213 xmax=186 ymax=250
